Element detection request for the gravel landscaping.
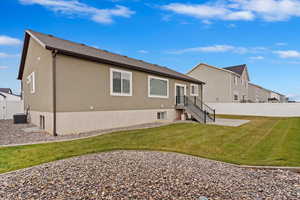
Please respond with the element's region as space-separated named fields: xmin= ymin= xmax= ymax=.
xmin=0 ymin=120 xmax=166 ymax=146
xmin=1 ymin=151 xmax=299 ymax=200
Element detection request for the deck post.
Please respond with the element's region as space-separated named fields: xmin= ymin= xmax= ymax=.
xmin=213 ymin=109 xmax=216 ymax=122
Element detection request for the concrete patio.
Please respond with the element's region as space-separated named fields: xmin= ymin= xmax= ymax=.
xmin=207 ymin=118 xmax=250 ymax=127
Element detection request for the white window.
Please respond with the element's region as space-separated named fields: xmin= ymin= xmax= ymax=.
xmin=148 ymin=76 xmax=169 ymax=98
xmin=190 ymin=84 xmax=199 ymax=96
xmin=27 ymin=72 xmax=35 ymax=94
xmin=233 ymin=91 xmax=239 ymax=101
xmin=157 ymin=111 xmax=167 ymax=120
xmin=110 ymin=68 xmax=132 ymax=96
xmin=234 ymin=94 xmax=239 ymax=101
xmin=234 ymin=76 xmax=238 ymax=85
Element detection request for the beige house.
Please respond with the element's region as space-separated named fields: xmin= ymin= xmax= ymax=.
xmin=269 ymin=91 xmax=288 ymax=103
xmin=248 ymin=83 xmax=270 ymax=103
xmin=18 ymin=30 xmax=214 ymax=136
xmin=187 ymin=63 xmax=250 ymax=103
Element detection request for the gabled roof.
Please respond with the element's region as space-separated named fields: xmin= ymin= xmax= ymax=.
xmin=18 ymin=30 xmax=204 ymax=85
xmin=0 ymin=93 xmax=6 ymax=98
xmin=187 ymin=63 xmax=241 ymax=77
xmin=249 ymin=83 xmax=271 ymax=92
xmin=223 ymin=64 xmax=246 ymax=76
xmin=249 ymin=83 xmax=286 ymax=97
xmin=223 ymin=64 xmax=250 ymax=81
xmin=0 ymin=88 xmax=12 ymax=94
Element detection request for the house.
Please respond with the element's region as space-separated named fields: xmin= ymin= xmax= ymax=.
xmin=269 ymin=91 xmax=288 ymax=103
xmin=248 ymin=83 xmax=270 ymax=103
xmin=18 ymin=30 xmax=212 ymax=136
xmin=0 ymin=88 xmax=23 ymax=120
xmin=0 ymin=88 xmax=13 ymax=94
xmin=187 ymin=63 xmax=249 ymax=103
xmin=0 ymin=90 xmax=21 ymax=101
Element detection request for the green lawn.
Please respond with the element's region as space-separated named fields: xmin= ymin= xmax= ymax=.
xmin=1 ymin=115 xmax=300 ymax=174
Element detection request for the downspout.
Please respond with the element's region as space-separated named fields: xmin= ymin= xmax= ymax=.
xmin=52 ymin=50 xmax=58 ymax=136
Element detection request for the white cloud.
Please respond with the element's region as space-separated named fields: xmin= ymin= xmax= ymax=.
xmin=138 ymin=50 xmax=149 ymax=54
xmin=227 ymin=23 xmax=237 ymax=28
xmin=162 ymin=0 xmax=300 ymax=22
xmin=162 ymin=3 xmax=254 ymax=22
xmin=273 ymin=50 xmax=300 ymax=58
xmin=230 ymin=0 xmax=300 ymax=21
xmin=0 ymin=36 xmax=21 ymax=46
xmin=168 ymin=45 xmax=235 ymax=54
xmin=19 ymin=0 xmax=135 ymax=24
xmin=223 ymin=10 xmax=254 ymax=20
xmin=249 ymin=56 xmax=264 ymax=60
xmin=0 ymin=52 xmax=19 ymax=58
xmin=167 ymin=45 xmax=267 ymax=55
xmin=202 ymin=19 xmax=213 ymax=24
xmin=275 ymin=42 xmax=287 ymax=46
xmin=0 ymin=52 xmax=10 ymax=58
xmin=0 ymin=66 xmax=8 ymax=69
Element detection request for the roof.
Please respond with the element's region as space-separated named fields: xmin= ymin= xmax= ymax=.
xmin=223 ymin=64 xmax=247 ymax=76
xmin=0 ymin=93 xmax=6 ymax=98
xmin=249 ymin=83 xmax=271 ymax=92
xmin=249 ymin=83 xmax=286 ymax=97
xmin=18 ymin=30 xmax=204 ymax=85
xmin=187 ymin=63 xmax=241 ymax=77
xmin=0 ymin=88 xmax=12 ymax=94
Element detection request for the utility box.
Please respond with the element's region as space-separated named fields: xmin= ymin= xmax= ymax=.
xmin=13 ymin=113 xmax=27 ymax=124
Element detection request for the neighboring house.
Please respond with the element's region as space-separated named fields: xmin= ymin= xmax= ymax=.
xmin=0 ymin=89 xmax=23 ymax=120
xmin=0 ymin=88 xmax=13 ymax=94
xmin=269 ymin=91 xmax=288 ymax=103
xmin=248 ymin=83 xmax=270 ymax=103
xmin=18 ymin=30 xmax=209 ymax=135
xmin=279 ymin=93 xmax=288 ymax=103
xmin=187 ymin=63 xmax=249 ymax=103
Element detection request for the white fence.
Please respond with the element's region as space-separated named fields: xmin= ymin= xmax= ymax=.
xmin=0 ymin=100 xmax=24 ymax=120
xmin=207 ymin=103 xmax=300 ymax=117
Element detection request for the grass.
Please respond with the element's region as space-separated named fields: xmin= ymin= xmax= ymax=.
xmin=0 ymin=115 xmax=300 ymax=174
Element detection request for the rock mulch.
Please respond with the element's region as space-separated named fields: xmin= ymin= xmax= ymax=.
xmin=0 ymin=120 xmax=166 ymax=146
xmin=1 ymin=151 xmax=299 ymax=200
xmin=0 ymin=120 xmax=37 ymax=145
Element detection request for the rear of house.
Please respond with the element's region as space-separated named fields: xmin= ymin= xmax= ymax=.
xmin=18 ymin=30 xmax=206 ymax=135
xmin=187 ymin=63 xmax=249 ymax=103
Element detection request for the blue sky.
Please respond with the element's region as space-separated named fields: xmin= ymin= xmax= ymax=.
xmin=0 ymin=0 xmax=300 ymax=100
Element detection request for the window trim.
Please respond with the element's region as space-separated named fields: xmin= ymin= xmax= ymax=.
xmin=157 ymin=111 xmax=167 ymax=120
xmin=110 ymin=68 xmax=132 ymax=96
xmin=175 ymin=83 xmax=187 ymax=96
xmin=234 ymin=76 xmax=238 ymax=86
xmin=27 ymin=72 xmax=35 ymax=94
xmin=190 ymin=84 xmax=199 ymax=96
xmin=233 ymin=91 xmax=239 ymax=101
xmin=148 ymin=75 xmax=169 ymax=98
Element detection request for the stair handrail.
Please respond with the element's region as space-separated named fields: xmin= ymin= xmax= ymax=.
xmin=194 ymin=96 xmax=216 ymax=122
xmin=184 ymin=96 xmax=205 ymax=122
xmin=175 ymin=95 xmax=215 ymax=123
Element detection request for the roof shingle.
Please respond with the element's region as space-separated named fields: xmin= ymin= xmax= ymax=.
xmin=223 ymin=64 xmax=246 ymax=76
xmin=18 ymin=30 xmax=204 ymax=84
xmin=0 ymin=88 xmax=12 ymax=94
